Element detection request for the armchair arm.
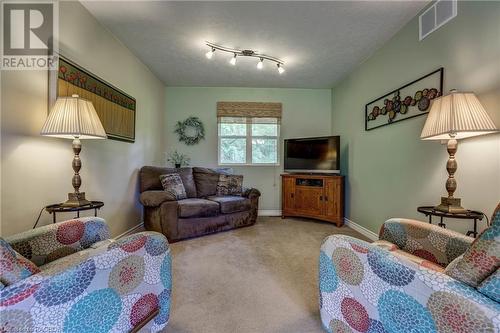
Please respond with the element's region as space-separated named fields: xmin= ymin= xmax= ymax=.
xmin=0 ymin=231 xmax=172 ymax=333
xmin=140 ymin=190 xmax=176 ymax=207
xmin=6 ymin=217 xmax=110 ymax=266
xmin=242 ymin=187 xmax=261 ymax=199
xmin=379 ymin=218 xmax=473 ymax=266
xmin=319 ymin=235 xmax=499 ymax=332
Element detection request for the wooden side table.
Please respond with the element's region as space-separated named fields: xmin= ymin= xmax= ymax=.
xmin=33 ymin=201 xmax=104 ymax=228
xmin=417 ymin=206 xmax=485 ymax=238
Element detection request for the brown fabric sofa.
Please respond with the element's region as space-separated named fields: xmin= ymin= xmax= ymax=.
xmin=139 ymin=166 xmax=261 ymax=242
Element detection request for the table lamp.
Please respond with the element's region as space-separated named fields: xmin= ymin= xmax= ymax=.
xmin=41 ymin=94 xmax=107 ymax=207
xmin=421 ymin=89 xmax=498 ymax=213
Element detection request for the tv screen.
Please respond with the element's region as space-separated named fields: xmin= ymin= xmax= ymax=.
xmin=284 ymin=136 xmax=340 ymax=173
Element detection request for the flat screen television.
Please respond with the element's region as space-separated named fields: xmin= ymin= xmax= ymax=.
xmin=284 ymin=136 xmax=340 ymax=174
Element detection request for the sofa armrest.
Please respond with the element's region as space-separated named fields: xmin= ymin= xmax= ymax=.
xmin=140 ymin=190 xmax=176 ymax=207
xmin=242 ymin=187 xmax=261 ymax=199
xmin=379 ymin=218 xmax=474 ymax=266
xmin=319 ymin=235 xmax=499 ymax=332
xmin=0 ymin=231 xmax=172 ymax=333
xmin=6 ymin=217 xmax=110 ymax=266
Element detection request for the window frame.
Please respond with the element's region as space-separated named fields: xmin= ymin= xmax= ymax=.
xmin=217 ymin=117 xmax=280 ymax=166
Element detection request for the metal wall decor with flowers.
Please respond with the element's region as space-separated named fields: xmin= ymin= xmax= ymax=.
xmin=175 ymin=116 xmax=205 ymax=145
xmin=365 ymin=68 xmax=443 ymax=131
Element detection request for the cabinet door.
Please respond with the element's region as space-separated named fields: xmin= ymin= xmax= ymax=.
xmin=324 ymin=178 xmax=340 ymax=218
xmin=295 ymin=186 xmax=324 ymax=216
xmin=283 ymin=177 xmax=295 ymax=211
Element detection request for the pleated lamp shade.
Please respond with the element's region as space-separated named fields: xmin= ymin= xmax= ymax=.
xmin=41 ymin=94 xmax=107 ymax=139
xmin=421 ymin=90 xmax=498 ymax=140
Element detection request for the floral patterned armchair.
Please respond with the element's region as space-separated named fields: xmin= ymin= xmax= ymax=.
xmin=0 ymin=217 xmax=172 ymax=333
xmin=319 ymin=203 xmax=500 ymax=332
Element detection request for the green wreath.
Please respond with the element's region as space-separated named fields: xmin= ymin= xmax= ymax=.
xmin=175 ymin=116 xmax=205 ymax=145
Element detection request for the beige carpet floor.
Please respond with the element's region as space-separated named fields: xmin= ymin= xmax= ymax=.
xmin=163 ymin=217 xmax=369 ymax=333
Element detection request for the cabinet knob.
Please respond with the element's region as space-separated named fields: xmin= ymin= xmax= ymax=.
xmin=291 ymin=193 xmax=294 ymax=198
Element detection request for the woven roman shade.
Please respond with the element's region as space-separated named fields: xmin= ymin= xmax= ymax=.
xmin=217 ymin=102 xmax=282 ymax=119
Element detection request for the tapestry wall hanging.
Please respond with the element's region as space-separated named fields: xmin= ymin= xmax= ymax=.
xmin=365 ymin=68 xmax=443 ymax=131
xmin=49 ymin=56 xmax=136 ymax=142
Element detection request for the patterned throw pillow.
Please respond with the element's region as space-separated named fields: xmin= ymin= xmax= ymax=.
xmin=478 ymin=268 xmax=500 ymax=303
xmin=0 ymin=238 xmax=40 ymax=286
xmin=445 ymin=203 xmax=500 ymax=287
xmin=216 ymin=174 xmax=243 ymax=196
xmin=160 ymin=174 xmax=187 ymax=200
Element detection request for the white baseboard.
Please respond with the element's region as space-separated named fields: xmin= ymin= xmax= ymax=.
xmin=116 ymin=222 xmax=144 ymax=239
xmin=343 ymin=218 xmax=378 ymax=241
xmin=258 ymin=209 xmax=282 ymax=216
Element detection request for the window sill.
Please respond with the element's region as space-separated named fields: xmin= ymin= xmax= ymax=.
xmin=218 ymin=163 xmax=280 ymax=167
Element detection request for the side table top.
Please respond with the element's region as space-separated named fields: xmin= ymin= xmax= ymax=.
xmin=45 ymin=201 xmax=104 ymax=213
xmin=417 ymin=206 xmax=484 ymax=220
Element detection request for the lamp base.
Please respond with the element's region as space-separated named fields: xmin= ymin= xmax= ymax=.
xmin=435 ymin=196 xmax=467 ymax=214
xmin=62 ymin=192 xmax=91 ymax=207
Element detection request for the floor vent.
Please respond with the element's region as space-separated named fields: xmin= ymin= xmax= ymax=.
xmin=419 ymin=0 xmax=457 ymax=41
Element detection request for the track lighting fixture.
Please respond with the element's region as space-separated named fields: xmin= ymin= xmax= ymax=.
xmin=205 ymin=42 xmax=285 ymax=74
xmin=205 ymin=47 xmax=215 ymax=59
xmin=277 ymin=63 xmax=285 ymax=74
xmin=229 ymin=53 xmax=237 ymax=66
xmin=257 ymin=58 xmax=264 ymax=69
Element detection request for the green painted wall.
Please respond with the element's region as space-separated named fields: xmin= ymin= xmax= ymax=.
xmin=331 ymin=1 xmax=500 ymax=235
xmin=165 ymin=87 xmax=332 ymax=211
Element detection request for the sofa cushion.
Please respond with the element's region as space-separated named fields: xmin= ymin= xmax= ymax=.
xmin=140 ymin=166 xmax=196 ymax=198
xmin=445 ymin=203 xmax=500 ymax=287
xmin=0 ymin=238 xmax=41 ymax=286
xmin=207 ymin=196 xmax=251 ymax=214
xmin=193 ymin=167 xmax=220 ymax=197
xmin=477 ymin=267 xmax=500 ymax=303
xmin=216 ymin=174 xmax=243 ymax=196
xmin=177 ymin=198 xmax=220 ymax=218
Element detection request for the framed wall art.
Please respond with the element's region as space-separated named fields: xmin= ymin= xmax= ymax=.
xmin=49 ymin=56 xmax=136 ymax=142
xmin=365 ymin=68 xmax=443 ymax=131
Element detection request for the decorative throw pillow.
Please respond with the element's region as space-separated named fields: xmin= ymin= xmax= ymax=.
xmin=216 ymin=174 xmax=243 ymax=196
xmin=164 ymin=168 xmax=197 ymax=198
xmin=445 ymin=203 xmax=500 ymax=287
xmin=477 ymin=268 xmax=500 ymax=303
xmin=0 ymin=238 xmax=40 ymax=286
xmin=159 ymin=174 xmax=187 ymax=200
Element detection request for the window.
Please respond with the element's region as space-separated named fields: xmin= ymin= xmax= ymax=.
xmin=216 ymin=101 xmax=282 ymax=166
xmin=218 ymin=117 xmax=280 ymax=165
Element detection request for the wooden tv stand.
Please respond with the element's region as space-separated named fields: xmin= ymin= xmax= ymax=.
xmin=281 ymin=173 xmax=344 ymax=226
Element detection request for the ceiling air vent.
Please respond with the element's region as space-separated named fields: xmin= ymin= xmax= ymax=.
xmin=419 ymin=0 xmax=457 ymax=41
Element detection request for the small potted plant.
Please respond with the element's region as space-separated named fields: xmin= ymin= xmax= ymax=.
xmin=166 ymin=150 xmax=190 ymax=168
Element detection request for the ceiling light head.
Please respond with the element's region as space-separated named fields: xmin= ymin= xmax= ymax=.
xmin=257 ymin=58 xmax=264 ymax=70
xmin=229 ymin=53 xmax=237 ymax=66
xmin=277 ymin=63 xmax=285 ymax=74
xmin=205 ymin=47 xmax=215 ymax=59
